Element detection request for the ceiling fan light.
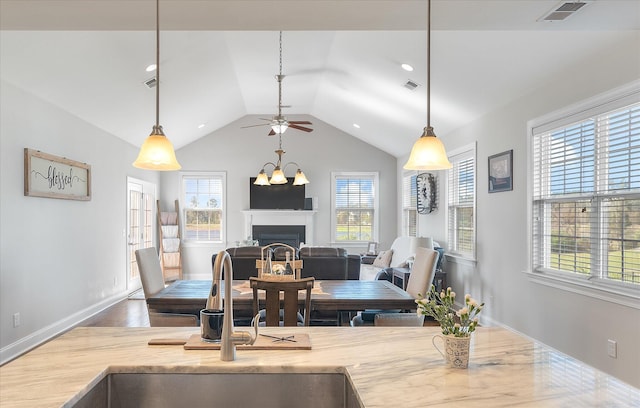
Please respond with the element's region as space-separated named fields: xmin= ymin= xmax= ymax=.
xmin=133 ymin=127 xmax=181 ymax=170
xmin=271 ymin=123 xmax=289 ymax=134
xmin=293 ymin=169 xmax=310 ymax=185
xmin=403 ymin=127 xmax=452 ymax=170
xmin=254 ymin=169 xmax=271 ymax=185
xmin=269 ymin=167 xmax=287 ymax=184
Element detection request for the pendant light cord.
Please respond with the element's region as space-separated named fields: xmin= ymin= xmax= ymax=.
xmin=155 ymin=0 xmax=160 ymax=128
xmin=277 ymin=31 xmax=283 ymax=118
xmin=426 ymin=0 xmax=431 ymax=128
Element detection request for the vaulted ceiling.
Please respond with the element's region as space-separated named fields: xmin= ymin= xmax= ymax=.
xmin=1 ymin=0 xmax=638 ymax=157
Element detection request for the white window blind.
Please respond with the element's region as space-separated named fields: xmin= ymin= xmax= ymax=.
xmin=532 ymin=101 xmax=640 ymax=285
xmin=402 ymin=173 xmax=418 ymax=237
xmin=181 ymin=173 xmax=225 ymax=243
xmin=448 ymin=147 xmax=476 ymax=259
xmin=332 ymin=172 xmax=378 ymax=242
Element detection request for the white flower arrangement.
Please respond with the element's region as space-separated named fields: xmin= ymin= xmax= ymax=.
xmin=416 ymin=285 xmax=484 ymax=337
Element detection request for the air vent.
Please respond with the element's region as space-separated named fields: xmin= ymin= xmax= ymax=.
xmin=144 ymin=77 xmax=157 ymax=88
xmin=539 ymin=1 xmax=590 ymax=22
xmin=404 ymin=80 xmax=420 ymax=91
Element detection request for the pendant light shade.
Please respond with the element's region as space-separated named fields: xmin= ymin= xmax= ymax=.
xmin=404 ymin=126 xmax=452 ymax=170
xmin=133 ymin=0 xmax=181 ymax=171
xmin=133 ymin=126 xmax=181 ymax=170
xmin=403 ymin=0 xmax=451 ymax=171
xmin=269 ymin=167 xmax=287 ymax=184
xmin=293 ymin=169 xmax=310 ymax=185
xmin=254 ymin=169 xmax=271 ymax=186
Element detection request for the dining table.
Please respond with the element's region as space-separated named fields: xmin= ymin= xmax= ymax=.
xmin=146 ymin=279 xmax=416 ymax=325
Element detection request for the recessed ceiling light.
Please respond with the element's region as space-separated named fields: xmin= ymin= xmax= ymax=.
xmin=401 ymin=63 xmax=414 ymax=72
xmin=145 ymin=64 xmax=157 ymax=72
xmin=353 ymin=123 xmax=361 ymax=129
xmin=197 ymin=124 xmax=205 ymax=129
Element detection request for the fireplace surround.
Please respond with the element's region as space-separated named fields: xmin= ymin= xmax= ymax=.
xmin=243 ymin=210 xmax=316 ymax=246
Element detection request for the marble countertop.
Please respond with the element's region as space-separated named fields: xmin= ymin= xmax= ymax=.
xmin=1 ymin=326 xmax=638 ymax=407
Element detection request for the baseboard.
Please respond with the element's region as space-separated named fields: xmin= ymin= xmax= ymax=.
xmin=0 ymin=292 xmax=127 ymax=365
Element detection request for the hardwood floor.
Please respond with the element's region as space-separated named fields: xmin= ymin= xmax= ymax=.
xmin=78 ymin=298 xmax=150 ymax=327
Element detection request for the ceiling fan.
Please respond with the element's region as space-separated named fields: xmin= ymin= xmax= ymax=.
xmin=242 ymin=31 xmax=313 ymax=136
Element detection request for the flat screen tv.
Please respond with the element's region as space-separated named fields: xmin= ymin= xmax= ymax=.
xmin=249 ymin=178 xmax=305 ymax=210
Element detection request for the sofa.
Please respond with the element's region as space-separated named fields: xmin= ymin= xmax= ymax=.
xmin=298 ymin=247 xmax=361 ymax=280
xmin=213 ymin=246 xmax=272 ymax=280
xmin=213 ymin=245 xmax=360 ymax=281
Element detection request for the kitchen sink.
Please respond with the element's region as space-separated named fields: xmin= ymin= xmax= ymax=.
xmin=71 ymin=371 xmax=363 ymax=408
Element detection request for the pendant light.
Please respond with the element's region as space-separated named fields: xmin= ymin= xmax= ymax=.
xmin=133 ymin=0 xmax=181 ymax=171
xmin=403 ymin=0 xmax=452 ymax=171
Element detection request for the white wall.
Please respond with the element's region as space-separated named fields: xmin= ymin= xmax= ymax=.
xmin=409 ymin=32 xmax=640 ymax=387
xmin=159 ymin=116 xmax=398 ymax=278
xmin=0 ymin=81 xmax=160 ymax=363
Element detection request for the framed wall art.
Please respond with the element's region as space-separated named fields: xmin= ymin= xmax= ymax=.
xmin=24 ymin=148 xmax=91 ymax=201
xmin=488 ymin=149 xmax=513 ymax=193
xmin=417 ymin=172 xmax=437 ymax=214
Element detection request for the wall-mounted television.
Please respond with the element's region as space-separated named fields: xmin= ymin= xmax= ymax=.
xmin=249 ymin=178 xmax=305 ymax=210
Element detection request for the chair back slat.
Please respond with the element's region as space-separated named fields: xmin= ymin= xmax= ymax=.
xmin=250 ymin=277 xmax=315 ymax=326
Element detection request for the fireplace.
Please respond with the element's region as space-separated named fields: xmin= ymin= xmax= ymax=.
xmin=252 ymin=225 xmax=306 ymax=248
xmin=243 ymin=209 xmax=316 ymax=246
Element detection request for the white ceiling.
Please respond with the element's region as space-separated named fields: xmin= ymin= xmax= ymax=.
xmin=1 ymin=0 xmax=639 ymax=157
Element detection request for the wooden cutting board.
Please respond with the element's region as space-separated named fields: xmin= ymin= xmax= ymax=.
xmin=149 ymin=333 xmax=311 ymax=350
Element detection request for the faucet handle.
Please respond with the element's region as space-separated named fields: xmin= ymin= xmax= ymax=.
xmin=231 ymin=313 xmax=260 ymax=345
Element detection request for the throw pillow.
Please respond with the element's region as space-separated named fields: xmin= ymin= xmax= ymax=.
xmin=373 ymin=250 xmax=393 ymax=268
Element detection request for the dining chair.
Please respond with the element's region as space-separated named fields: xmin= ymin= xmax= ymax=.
xmin=135 ymin=247 xmax=199 ymax=327
xmin=374 ymin=313 xmax=425 ymax=326
xmin=249 ymin=277 xmax=314 ymax=326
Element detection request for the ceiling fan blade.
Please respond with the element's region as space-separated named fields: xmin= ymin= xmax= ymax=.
xmin=268 ymin=129 xmax=276 ymax=136
xmin=241 ymin=123 xmax=270 ymax=129
xmin=288 ymin=121 xmax=312 ymax=125
xmin=289 ymin=124 xmax=313 ymax=132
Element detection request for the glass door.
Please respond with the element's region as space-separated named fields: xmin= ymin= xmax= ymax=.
xmin=127 ymin=178 xmax=156 ymax=292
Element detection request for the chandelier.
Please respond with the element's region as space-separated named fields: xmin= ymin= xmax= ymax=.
xmin=254 ymin=133 xmax=309 ymax=186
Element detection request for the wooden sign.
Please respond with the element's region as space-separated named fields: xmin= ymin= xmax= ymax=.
xmin=24 ymin=148 xmax=91 ymax=201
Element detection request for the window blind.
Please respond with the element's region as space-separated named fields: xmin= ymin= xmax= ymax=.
xmin=532 ymin=102 xmax=640 ymax=285
xmin=402 ymin=173 xmax=417 ymax=237
xmin=332 ymin=173 xmax=377 ymax=242
xmin=447 ymin=148 xmax=476 ymax=259
xmin=182 ymin=174 xmax=225 ymax=243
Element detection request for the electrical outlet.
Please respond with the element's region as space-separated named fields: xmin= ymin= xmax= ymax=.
xmin=113 ymin=276 xmax=118 ymax=287
xmin=13 ymin=312 xmax=20 ymax=328
xmin=607 ymin=339 xmax=617 ymax=358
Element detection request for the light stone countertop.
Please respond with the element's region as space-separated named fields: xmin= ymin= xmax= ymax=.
xmin=1 ymin=326 xmax=638 ymax=407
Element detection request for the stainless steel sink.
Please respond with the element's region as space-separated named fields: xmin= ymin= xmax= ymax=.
xmin=71 ymin=372 xmax=363 ymax=408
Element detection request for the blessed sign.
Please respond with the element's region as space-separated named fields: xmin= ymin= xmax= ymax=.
xmin=24 ymin=148 xmax=91 ymax=201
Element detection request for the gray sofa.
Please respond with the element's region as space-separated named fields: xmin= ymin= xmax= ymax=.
xmin=298 ymin=247 xmax=361 ymax=280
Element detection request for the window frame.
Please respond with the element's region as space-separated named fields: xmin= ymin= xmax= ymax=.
xmin=527 ymin=80 xmax=640 ymax=306
xmin=180 ymin=171 xmax=226 ymax=247
xmin=330 ymin=171 xmax=379 ymax=246
xmin=446 ymin=143 xmax=477 ymax=262
xmin=402 ymin=171 xmax=418 ymax=237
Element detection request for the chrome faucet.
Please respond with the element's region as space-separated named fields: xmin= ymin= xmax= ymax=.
xmin=212 ymin=250 xmax=258 ymax=361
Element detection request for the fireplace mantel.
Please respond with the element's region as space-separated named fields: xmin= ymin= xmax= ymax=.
xmin=243 ymin=210 xmax=317 ymax=246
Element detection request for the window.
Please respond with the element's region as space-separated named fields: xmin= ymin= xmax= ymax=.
xmin=402 ymin=172 xmax=418 ymax=237
xmin=331 ymin=172 xmax=379 ymax=243
xmin=181 ymin=172 xmax=225 ymax=243
xmin=447 ymin=145 xmax=476 ymax=259
xmin=531 ymin=93 xmax=640 ymax=287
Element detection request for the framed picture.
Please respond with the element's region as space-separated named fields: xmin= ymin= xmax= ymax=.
xmin=488 ymin=149 xmax=513 ymax=193
xmin=24 ymin=148 xmax=91 ymax=201
xmin=367 ymin=242 xmax=379 ymax=255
